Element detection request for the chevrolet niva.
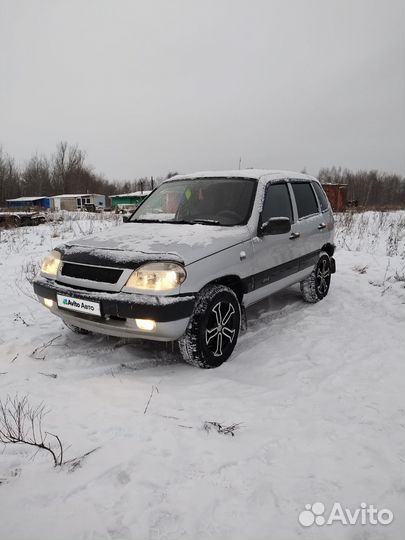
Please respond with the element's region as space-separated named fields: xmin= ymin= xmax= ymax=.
xmin=34 ymin=170 xmax=335 ymax=368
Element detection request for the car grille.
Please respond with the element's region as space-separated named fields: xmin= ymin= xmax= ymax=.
xmin=60 ymin=262 xmax=123 ymax=284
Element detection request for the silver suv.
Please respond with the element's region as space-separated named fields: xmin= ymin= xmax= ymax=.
xmin=34 ymin=170 xmax=335 ymax=368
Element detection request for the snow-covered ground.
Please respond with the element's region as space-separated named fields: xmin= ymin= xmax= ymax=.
xmin=0 ymin=211 xmax=404 ymax=540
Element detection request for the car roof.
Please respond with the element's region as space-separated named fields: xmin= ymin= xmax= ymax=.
xmin=167 ymin=169 xmax=318 ymax=182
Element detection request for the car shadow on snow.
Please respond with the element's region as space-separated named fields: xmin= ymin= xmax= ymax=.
xmin=56 ymin=328 xmax=182 ymax=374
xmin=244 ymin=284 xmax=304 ymax=330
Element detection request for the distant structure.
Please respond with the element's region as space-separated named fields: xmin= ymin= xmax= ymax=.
xmin=52 ymin=194 xmax=106 ymax=211
xmin=6 ymin=196 xmax=53 ymax=209
xmin=109 ymin=191 xmax=151 ymax=209
xmin=321 ymin=183 xmax=348 ymax=212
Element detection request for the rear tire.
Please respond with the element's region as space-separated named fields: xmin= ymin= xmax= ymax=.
xmin=300 ymin=251 xmax=332 ymax=303
xmin=179 ymin=284 xmax=241 ymax=368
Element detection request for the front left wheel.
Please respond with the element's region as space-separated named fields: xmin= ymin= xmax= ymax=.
xmin=179 ymin=284 xmax=241 ymax=368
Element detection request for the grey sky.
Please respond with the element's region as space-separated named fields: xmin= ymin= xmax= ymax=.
xmin=0 ymin=0 xmax=404 ymax=181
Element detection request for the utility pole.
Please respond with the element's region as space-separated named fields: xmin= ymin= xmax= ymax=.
xmin=238 ymin=157 xmax=242 ymax=170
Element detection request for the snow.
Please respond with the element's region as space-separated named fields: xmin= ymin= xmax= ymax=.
xmin=60 ymin=243 xmax=185 ymax=265
xmin=64 ymin=222 xmax=251 ymax=265
xmin=53 ymin=194 xmax=104 ymax=199
xmin=6 ymin=196 xmax=49 ymax=202
xmin=0 ymin=211 xmax=404 ymax=540
xmin=170 ymin=169 xmax=317 ymax=181
xmin=0 ymin=211 xmax=45 ymax=216
xmin=111 ymin=191 xmax=152 ymax=198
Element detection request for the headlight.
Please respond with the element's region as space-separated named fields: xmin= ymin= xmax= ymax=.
xmin=125 ymin=262 xmax=186 ymax=291
xmin=40 ymin=250 xmax=61 ymax=277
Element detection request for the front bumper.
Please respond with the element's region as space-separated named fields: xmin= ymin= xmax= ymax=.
xmin=33 ymin=276 xmax=195 ymax=341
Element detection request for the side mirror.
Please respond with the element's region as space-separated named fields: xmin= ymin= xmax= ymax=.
xmin=123 ymin=215 xmax=129 ymax=223
xmin=259 ymin=216 xmax=291 ymax=236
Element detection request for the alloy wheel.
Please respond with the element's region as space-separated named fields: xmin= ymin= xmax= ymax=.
xmin=205 ymin=301 xmax=237 ymax=357
xmin=316 ymin=257 xmax=331 ymax=297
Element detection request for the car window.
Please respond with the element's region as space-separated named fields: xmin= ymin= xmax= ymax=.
xmin=291 ymin=182 xmax=319 ymax=218
xmin=262 ymin=183 xmax=292 ymax=222
xmin=130 ymin=178 xmax=257 ymax=226
xmin=312 ymin=182 xmax=329 ymax=212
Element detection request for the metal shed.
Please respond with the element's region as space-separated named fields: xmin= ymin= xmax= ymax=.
xmin=110 ymin=191 xmax=151 ymax=208
xmin=321 ymin=183 xmax=348 ymax=212
xmin=52 ymin=194 xmax=106 ymax=211
xmin=6 ymin=196 xmax=53 ymax=209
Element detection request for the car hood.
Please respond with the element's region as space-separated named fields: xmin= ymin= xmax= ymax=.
xmin=60 ymin=222 xmax=250 ymax=267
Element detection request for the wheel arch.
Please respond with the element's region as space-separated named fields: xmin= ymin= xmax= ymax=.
xmin=202 ymin=275 xmax=245 ymax=303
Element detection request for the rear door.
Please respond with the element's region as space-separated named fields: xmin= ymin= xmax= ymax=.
xmin=289 ymin=181 xmax=323 ymax=270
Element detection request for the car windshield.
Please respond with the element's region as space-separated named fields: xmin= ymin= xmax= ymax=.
xmin=129 ymin=177 xmax=257 ymax=226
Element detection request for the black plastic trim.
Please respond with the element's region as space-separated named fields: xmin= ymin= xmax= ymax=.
xmin=61 ymin=262 xmax=123 ymax=283
xmin=241 ymin=249 xmax=321 ymax=292
xmin=33 ymin=280 xmax=195 ymax=322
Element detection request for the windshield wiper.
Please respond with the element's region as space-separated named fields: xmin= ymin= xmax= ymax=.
xmin=130 ymin=218 xmax=161 ymax=223
xmin=161 ymin=218 xmax=221 ymax=225
xmin=190 ymin=219 xmax=220 ymax=225
xmin=130 ymin=218 xmax=221 ymax=225
xmin=130 ymin=218 xmax=180 ymax=224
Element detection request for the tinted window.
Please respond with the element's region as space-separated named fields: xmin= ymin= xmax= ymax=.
xmin=312 ymin=182 xmax=329 ymax=212
xmin=262 ymin=183 xmax=292 ymax=222
xmin=291 ymin=182 xmax=319 ymax=218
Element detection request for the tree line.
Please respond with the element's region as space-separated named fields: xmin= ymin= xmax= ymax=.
xmin=1 ymin=142 xmax=403 ymax=208
xmin=0 ymin=142 xmax=165 ymax=207
xmin=318 ymin=166 xmax=405 ymax=209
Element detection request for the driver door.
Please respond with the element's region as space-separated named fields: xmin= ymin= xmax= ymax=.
xmin=248 ymin=181 xmax=300 ymax=304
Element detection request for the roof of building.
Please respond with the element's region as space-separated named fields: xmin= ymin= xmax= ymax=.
xmin=52 ymin=194 xmax=104 ymax=198
xmin=6 ymin=196 xmax=49 ymax=202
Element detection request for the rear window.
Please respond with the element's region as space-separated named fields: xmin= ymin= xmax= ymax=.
xmin=291 ymin=182 xmax=319 ymax=218
xmin=312 ymin=182 xmax=329 ymax=212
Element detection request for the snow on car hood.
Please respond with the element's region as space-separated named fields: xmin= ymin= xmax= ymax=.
xmin=62 ymin=222 xmax=250 ymax=266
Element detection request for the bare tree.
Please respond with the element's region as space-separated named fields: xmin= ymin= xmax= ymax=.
xmin=0 ymin=395 xmax=64 ymax=467
xmin=21 ymin=155 xmax=52 ymax=196
xmin=51 ymin=141 xmax=87 ymax=194
xmin=0 ymin=148 xmax=20 ymax=205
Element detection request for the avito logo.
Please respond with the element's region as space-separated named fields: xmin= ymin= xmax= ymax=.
xmin=63 ymin=298 xmax=81 ymax=308
xmin=298 ymin=502 xmax=393 ymax=527
xmin=62 ymin=297 xmax=96 ymax=312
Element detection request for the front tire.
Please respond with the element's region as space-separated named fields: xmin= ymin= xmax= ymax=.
xmin=179 ymin=284 xmax=241 ymax=368
xmin=300 ymin=251 xmax=332 ymax=303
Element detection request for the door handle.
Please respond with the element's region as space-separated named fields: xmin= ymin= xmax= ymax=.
xmin=318 ymin=223 xmax=326 ymax=230
xmin=289 ymin=232 xmax=300 ymax=240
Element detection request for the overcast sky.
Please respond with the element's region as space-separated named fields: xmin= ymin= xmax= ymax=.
xmin=0 ymin=0 xmax=404 ymax=181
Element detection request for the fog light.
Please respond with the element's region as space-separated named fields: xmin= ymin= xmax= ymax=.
xmin=44 ymin=298 xmax=54 ymax=308
xmin=135 ymin=319 xmax=156 ymax=331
